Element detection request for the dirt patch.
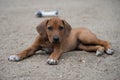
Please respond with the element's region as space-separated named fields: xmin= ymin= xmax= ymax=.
xmin=0 ymin=0 xmax=120 ymax=80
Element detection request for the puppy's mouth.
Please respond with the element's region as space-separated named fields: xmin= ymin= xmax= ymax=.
xmin=52 ymin=41 xmax=60 ymax=44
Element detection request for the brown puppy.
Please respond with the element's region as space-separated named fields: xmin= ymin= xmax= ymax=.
xmin=8 ymin=17 xmax=114 ymax=65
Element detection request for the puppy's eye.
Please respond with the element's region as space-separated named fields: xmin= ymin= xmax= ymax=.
xmin=59 ymin=26 xmax=64 ymax=31
xmin=48 ymin=26 xmax=53 ymax=30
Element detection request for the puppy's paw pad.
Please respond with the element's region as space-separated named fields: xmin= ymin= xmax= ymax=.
xmin=8 ymin=55 xmax=20 ymax=61
xmin=106 ymin=48 xmax=114 ymax=55
xmin=47 ymin=58 xmax=58 ymax=65
xmin=96 ymin=50 xmax=104 ymax=56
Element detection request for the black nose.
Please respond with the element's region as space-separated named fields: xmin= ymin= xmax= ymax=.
xmin=53 ymin=36 xmax=59 ymax=43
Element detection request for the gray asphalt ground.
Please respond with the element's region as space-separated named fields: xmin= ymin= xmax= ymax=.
xmin=0 ymin=0 xmax=120 ymax=80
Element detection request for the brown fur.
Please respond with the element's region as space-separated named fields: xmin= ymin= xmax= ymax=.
xmin=9 ymin=17 xmax=113 ymax=65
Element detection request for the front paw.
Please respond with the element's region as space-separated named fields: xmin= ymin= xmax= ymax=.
xmin=8 ymin=55 xmax=21 ymax=61
xmin=47 ymin=58 xmax=58 ymax=65
xmin=106 ymin=48 xmax=114 ymax=55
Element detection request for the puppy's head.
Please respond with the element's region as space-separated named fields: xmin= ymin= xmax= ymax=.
xmin=36 ymin=17 xmax=72 ymax=44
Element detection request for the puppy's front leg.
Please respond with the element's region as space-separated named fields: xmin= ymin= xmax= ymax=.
xmin=8 ymin=35 xmax=42 ymax=61
xmin=47 ymin=45 xmax=62 ymax=65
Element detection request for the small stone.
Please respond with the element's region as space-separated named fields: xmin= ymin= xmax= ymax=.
xmin=59 ymin=75 xmax=63 ymax=78
xmin=79 ymin=59 xmax=85 ymax=63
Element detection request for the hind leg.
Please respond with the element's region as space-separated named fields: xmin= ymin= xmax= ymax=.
xmin=78 ymin=29 xmax=114 ymax=55
xmin=78 ymin=44 xmax=105 ymax=56
xmin=96 ymin=39 xmax=114 ymax=54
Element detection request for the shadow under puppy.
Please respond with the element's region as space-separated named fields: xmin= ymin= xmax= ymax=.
xmin=8 ymin=17 xmax=114 ymax=65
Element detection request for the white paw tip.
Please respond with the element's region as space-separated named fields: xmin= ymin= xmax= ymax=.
xmin=106 ymin=49 xmax=114 ymax=55
xmin=96 ymin=50 xmax=104 ymax=56
xmin=8 ymin=55 xmax=20 ymax=61
xmin=47 ymin=58 xmax=58 ymax=65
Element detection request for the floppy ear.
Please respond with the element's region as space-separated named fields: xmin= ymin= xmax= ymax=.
xmin=36 ymin=19 xmax=49 ymax=38
xmin=62 ymin=20 xmax=72 ymax=37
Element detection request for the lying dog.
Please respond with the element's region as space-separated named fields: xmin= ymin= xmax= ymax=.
xmin=8 ymin=17 xmax=114 ymax=65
